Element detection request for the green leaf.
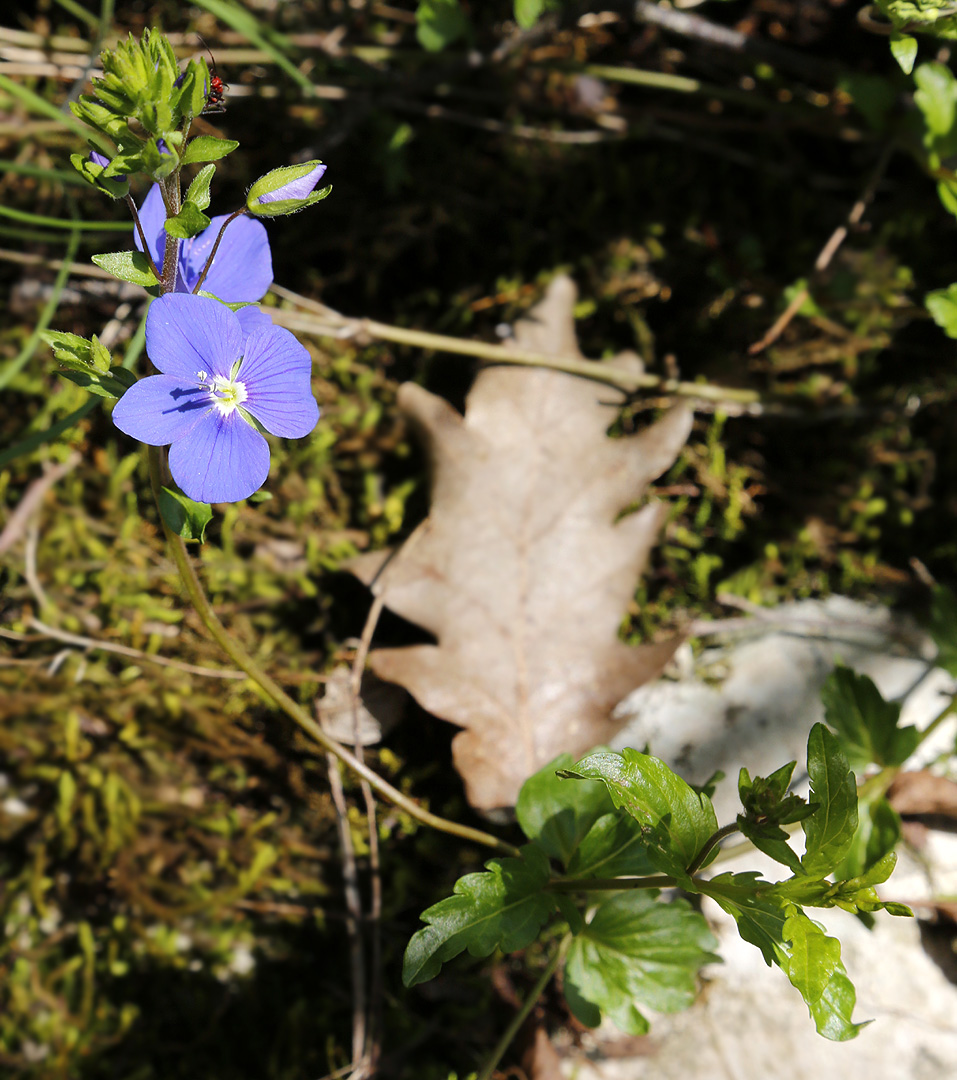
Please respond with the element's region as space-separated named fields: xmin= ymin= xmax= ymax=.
xmin=158 ymin=488 xmax=213 ymax=543
xmin=185 ymin=164 xmax=217 ymax=211
xmin=402 ymin=844 xmax=554 ymax=987
xmin=564 ymin=892 xmax=719 ymax=1035
xmin=59 ymin=367 xmax=136 ymax=400
xmin=703 ymin=876 xmax=867 ymax=1039
xmin=914 ymin=62 xmax=957 ymax=141
xmin=515 ymin=753 xmax=615 ymax=866
xmin=936 ymin=178 xmax=957 ymax=219
xmin=809 ymin=968 xmax=870 ymax=1041
xmin=182 ymin=135 xmax=239 ymax=166
xmin=821 ymin=666 xmax=919 ymax=769
xmin=90 ymin=249 xmax=159 ymax=288
xmin=701 ymin=871 xmax=787 ymax=967
xmin=558 ymin=749 xmax=719 ymax=883
xmin=928 ymin=585 xmax=957 ymax=673
xmin=566 ymin=811 xmax=656 ymax=879
xmin=926 ymin=284 xmax=957 ymax=337
xmin=831 ymin=790 xmax=901 ymax=881
xmin=801 ymin=724 xmax=858 ymax=877
xmin=889 ymin=31 xmax=917 ymax=75
xmin=783 ymin=905 xmax=842 ymax=1006
xmin=164 ymin=201 xmax=211 ymax=240
xmin=514 ymin=0 xmax=549 ymax=29
xmin=416 ymin=0 xmax=469 ymax=52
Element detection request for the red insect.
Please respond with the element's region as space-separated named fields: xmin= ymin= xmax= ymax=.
xmin=198 ymin=37 xmax=228 ymax=116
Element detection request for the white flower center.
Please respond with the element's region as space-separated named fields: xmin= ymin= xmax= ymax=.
xmin=196 ymin=368 xmax=248 ymax=417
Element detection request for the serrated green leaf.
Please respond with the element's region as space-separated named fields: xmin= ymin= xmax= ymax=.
xmin=185 ymin=164 xmax=216 ymax=211
xmin=91 ymin=249 xmax=159 ymax=288
xmin=558 ymin=749 xmax=718 ymax=883
xmin=402 ymin=844 xmax=554 ymax=987
xmin=700 ymin=871 xmax=787 ymax=967
xmin=926 ymin=284 xmax=957 ymax=337
xmin=703 ymin=877 xmax=867 ymax=1038
xmin=182 ymin=135 xmax=239 ymax=166
xmin=929 ymin=585 xmax=957 ymax=673
xmin=808 ymin=968 xmax=869 ymax=1040
xmin=821 ymin=666 xmax=919 ymax=769
xmin=564 ymin=892 xmax=719 ymax=1035
xmin=416 ymin=0 xmax=469 ymax=51
xmin=801 ymin=724 xmax=858 ymax=877
xmin=158 ymin=487 xmax=213 ymax=543
xmin=566 ymin=811 xmax=656 ymax=879
xmin=889 ymin=32 xmax=917 ymax=75
xmin=783 ymin=905 xmax=842 ymax=1006
xmin=164 ymin=201 xmax=211 ymax=240
xmin=515 ymin=753 xmax=614 ymax=866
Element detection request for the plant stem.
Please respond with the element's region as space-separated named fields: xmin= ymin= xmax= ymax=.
xmin=269 ymin=307 xmax=762 ymax=406
xmin=475 ymin=936 xmax=569 ymax=1080
xmin=547 ymin=874 xmax=676 ymax=892
xmin=125 ymin=193 xmax=162 ymax=282
xmin=687 ymin=822 xmax=741 ymax=875
xmin=192 ymin=207 xmax=247 ymax=295
xmin=146 ymin=447 xmax=518 ymax=858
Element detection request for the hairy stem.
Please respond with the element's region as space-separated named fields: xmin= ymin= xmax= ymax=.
xmin=192 ymin=206 xmax=247 ymax=295
xmin=146 ymin=447 xmax=518 ymax=857
xmin=124 ymin=194 xmax=162 ymax=283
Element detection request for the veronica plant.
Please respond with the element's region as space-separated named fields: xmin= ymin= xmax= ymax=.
xmin=40 ymin=26 xmax=933 ymax=1079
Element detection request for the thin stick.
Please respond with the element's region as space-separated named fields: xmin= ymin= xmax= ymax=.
xmin=749 ymin=144 xmax=893 ymax=355
xmin=0 ymin=452 xmax=80 ymax=556
xmin=349 ymin=590 xmax=386 ymax=1074
xmin=20 ymin=618 xmax=248 ymax=679
xmin=326 ymin=750 xmax=368 ymax=1071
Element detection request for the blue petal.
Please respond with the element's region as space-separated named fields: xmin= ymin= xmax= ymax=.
xmin=235 ymin=305 xmax=274 ymax=342
xmin=168 ymin=411 xmax=270 ymax=503
xmin=184 ymin=214 xmax=273 ymax=301
xmin=258 ymin=162 xmax=327 ymax=203
xmin=237 ymin=325 xmax=319 ymax=438
xmin=111 ymin=375 xmax=210 ymax=445
xmin=145 ymin=294 xmax=243 ymax=381
xmin=133 ymin=184 xmax=168 ymax=272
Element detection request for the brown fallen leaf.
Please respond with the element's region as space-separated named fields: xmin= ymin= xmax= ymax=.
xmin=351 ymin=276 xmax=692 ymax=809
xmin=888 ymin=771 xmax=957 ymax=820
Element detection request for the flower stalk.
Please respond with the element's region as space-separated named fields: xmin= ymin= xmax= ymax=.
xmin=147 ymin=445 xmax=519 ymax=857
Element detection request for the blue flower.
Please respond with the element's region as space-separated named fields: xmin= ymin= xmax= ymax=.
xmin=112 ymin=294 xmax=318 ymax=503
xmin=134 ymin=184 xmax=273 ymax=301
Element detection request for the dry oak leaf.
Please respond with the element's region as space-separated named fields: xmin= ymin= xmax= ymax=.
xmin=351 ymin=276 xmax=692 ymax=809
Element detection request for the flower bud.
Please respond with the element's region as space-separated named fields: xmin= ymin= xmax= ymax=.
xmin=246 ymin=161 xmax=330 ymax=217
xmin=70 ymin=147 xmax=130 ymax=199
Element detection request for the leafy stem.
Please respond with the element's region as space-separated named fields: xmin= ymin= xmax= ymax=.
xmin=145 ymin=445 xmax=520 ymax=858
xmin=475 ymin=935 xmax=569 ymax=1080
